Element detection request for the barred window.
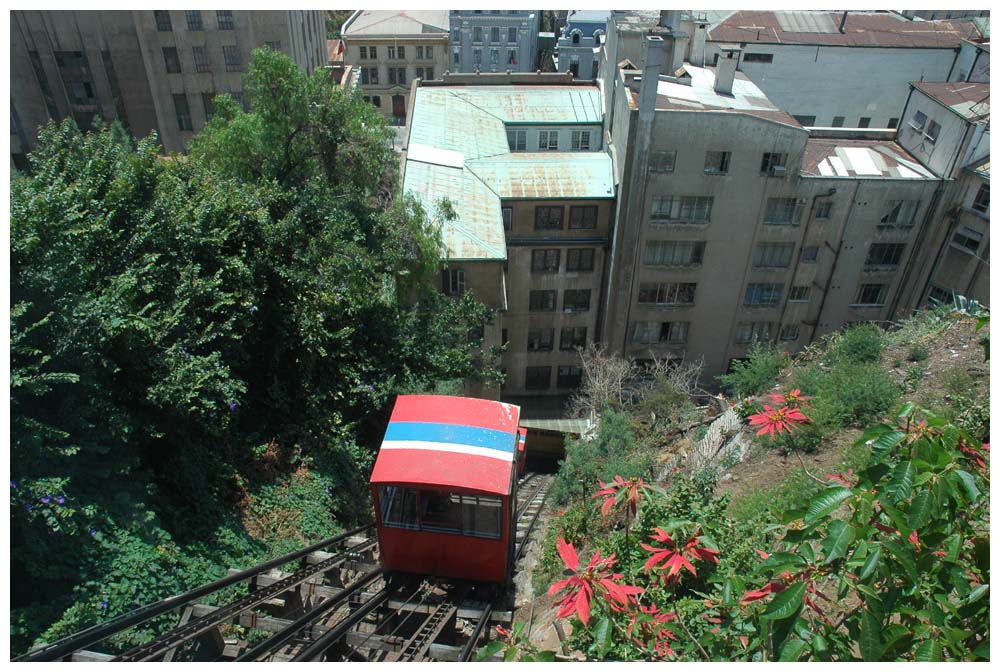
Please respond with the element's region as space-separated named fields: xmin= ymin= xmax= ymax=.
xmin=644 ymin=241 xmax=705 ymax=266
xmin=735 ymin=321 xmax=773 ymax=344
xmin=633 ymin=321 xmax=689 ymax=344
xmin=223 ymin=45 xmax=243 ymax=72
xmin=557 ymin=366 xmax=583 ymax=388
xmin=815 ymin=201 xmax=833 ymax=219
xmin=753 ymin=243 xmax=794 ymax=268
xmin=569 ymin=206 xmax=597 ymax=229
xmin=525 ymin=366 xmax=551 ymax=390
xmin=560 ymin=327 xmax=587 ymax=350
xmin=637 ymin=282 xmax=696 ymax=306
xmin=173 ymin=93 xmax=192 ymax=131
xmin=528 ymin=290 xmax=556 ymax=312
xmin=162 ymin=47 xmax=181 ymax=74
xmin=527 ymin=328 xmax=554 ymax=352
xmin=154 ymin=10 xmax=172 ymax=31
xmin=531 ymin=249 xmax=561 ymax=272
xmin=650 ymin=150 xmax=676 ymax=173
xmin=952 ymin=227 xmax=983 ymax=254
xmin=779 ymin=324 xmax=800 ymax=341
xmin=566 ymin=248 xmax=594 ymax=271
xmin=865 ymin=243 xmax=905 ymax=268
xmin=563 ymin=289 xmax=591 ymax=313
xmin=801 ymin=246 xmax=819 ymax=263
xmin=763 ymin=197 xmax=801 ymax=225
xmin=535 ymin=207 xmax=563 ymax=230
xmin=704 ymin=150 xmax=730 ymax=174
xmin=193 ymin=46 xmax=211 ymax=73
xmin=185 ymin=10 xmax=203 ymax=31
xmin=789 ymin=286 xmax=811 ymax=302
xmin=854 ymin=284 xmax=887 ymax=306
xmin=509 ymin=27 xmax=518 ymax=43
xmin=760 ymin=152 xmax=787 ymax=174
xmin=650 ymin=196 xmax=713 ymax=223
xmin=744 ymin=283 xmax=783 ymax=307
xmin=880 ymin=200 xmax=920 ymax=227
xmin=216 ymin=10 xmax=234 ymax=30
xmin=971 ymin=184 xmax=989 ymax=214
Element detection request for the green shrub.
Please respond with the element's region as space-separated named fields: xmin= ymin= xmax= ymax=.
xmin=906 ymin=345 xmax=929 ymax=362
xmin=717 ymin=342 xmax=790 ymax=398
xmin=827 ymin=323 xmax=886 ymax=364
xmin=810 ymin=363 xmax=900 ymax=428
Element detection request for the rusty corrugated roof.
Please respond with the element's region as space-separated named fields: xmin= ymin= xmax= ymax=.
xmin=913 ymin=82 xmax=990 ymax=121
xmin=800 ymin=138 xmax=937 ymax=179
xmin=709 ymin=11 xmax=980 ymax=48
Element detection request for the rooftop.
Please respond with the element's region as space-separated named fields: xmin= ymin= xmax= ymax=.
xmin=801 ymin=139 xmax=937 ymax=179
xmin=566 ymin=10 xmax=610 ymax=26
xmin=912 ymin=82 xmax=990 ymax=121
xmin=404 ymin=85 xmax=613 ymax=261
xmin=343 ymin=10 xmax=448 ymax=37
xmin=967 ymin=156 xmax=990 ymax=179
xmin=709 ymin=10 xmax=981 ymax=48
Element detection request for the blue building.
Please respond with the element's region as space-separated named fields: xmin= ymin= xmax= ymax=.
xmin=556 ymin=10 xmax=609 ymax=79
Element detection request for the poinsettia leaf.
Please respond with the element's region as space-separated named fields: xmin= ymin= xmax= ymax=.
xmin=859 ymin=607 xmax=882 ymax=661
xmin=592 ymin=616 xmax=612 ymax=657
xmin=475 ymin=641 xmax=505 ymax=661
xmin=885 ymin=461 xmax=915 ymax=503
xmin=804 ymin=487 xmax=852 ymax=524
xmin=762 ymin=581 xmax=806 ymax=621
xmin=778 ymin=638 xmax=807 ymax=661
xmin=906 ymin=490 xmax=933 ymax=529
xmin=858 ymin=545 xmax=881 ymax=581
xmin=821 ymin=519 xmax=856 ymax=564
xmin=883 ymin=539 xmax=918 ymax=583
xmin=913 ymin=639 xmax=943 ymax=662
xmin=868 ymin=430 xmax=906 ymax=465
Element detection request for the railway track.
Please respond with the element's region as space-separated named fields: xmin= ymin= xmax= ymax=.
xmin=16 ymin=473 xmax=554 ymax=663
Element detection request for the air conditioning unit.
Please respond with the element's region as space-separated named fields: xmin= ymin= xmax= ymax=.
xmin=770 ymin=166 xmax=787 ymax=177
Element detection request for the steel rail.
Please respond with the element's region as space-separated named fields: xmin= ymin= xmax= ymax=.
xmin=458 ymin=604 xmax=493 ymax=662
xmin=234 ymin=568 xmax=384 ymax=662
xmin=290 ymin=588 xmax=392 ymax=661
xmin=13 ymin=522 xmax=374 ymax=662
xmin=114 ymin=538 xmax=377 ymax=662
xmin=516 ymin=475 xmax=550 ymax=519
xmin=514 ymin=478 xmax=552 ymax=563
xmin=345 ymin=583 xmax=428 ymax=656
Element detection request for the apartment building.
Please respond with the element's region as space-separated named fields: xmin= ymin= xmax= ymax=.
xmin=600 ymin=22 xmax=946 ymax=381
xmin=10 ymin=10 xmax=327 ymax=162
xmin=340 ymin=10 xmax=449 ymax=125
xmin=449 ymin=11 xmax=540 ymax=74
xmin=555 ymin=10 xmax=609 ymax=79
xmin=706 ymin=11 xmax=983 ymax=129
xmin=401 ymin=73 xmax=614 ymax=396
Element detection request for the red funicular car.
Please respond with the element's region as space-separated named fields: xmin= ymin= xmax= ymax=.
xmin=369 ymin=395 xmax=522 ymax=583
xmin=517 ymin=427 xmax=527 ymax=476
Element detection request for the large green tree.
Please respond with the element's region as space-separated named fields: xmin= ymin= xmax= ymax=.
xmin=10 ymin=48 xmax=497 ymax=652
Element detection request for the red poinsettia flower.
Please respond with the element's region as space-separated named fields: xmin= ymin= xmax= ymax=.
xmin=641 ymin=528 xmax=720 ymax=580
xmin=627 ymin=603 xmax=678 ymax=658
xmin=741 ymin=581 xmax=787 ymax=605
xmin=747 ymin=404 xmax=809 ymax=438
xmin=768 ymin=388 xmax=812 ymax=408
xmin=908 ymin=530 xmax=921 ymax=551
xmin=958 ymin=440 xmax=989 ymax=473
xmin=593 ymin=475 xmax=657 ymax=517
xmin=824 ymin=468 xmax=857 ymax=487
xmin=548 ymin=537 xmax=643 ymax=626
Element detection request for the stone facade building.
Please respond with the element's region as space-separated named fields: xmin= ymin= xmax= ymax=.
xmin=555 ymin=10 xmax=609 ymax=80
xmin=448 ymin=11 xmax=540 ymax=74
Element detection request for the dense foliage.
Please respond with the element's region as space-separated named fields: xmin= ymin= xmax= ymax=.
xmin=10 ymin=49 xmax=498 ymax=653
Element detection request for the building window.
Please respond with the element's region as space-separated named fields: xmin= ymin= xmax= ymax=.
xmin=66 ymin=81 xmax=97 ymax=106
xmin=185 ymin=10 xmax=203 ymax=31
xmin=360 ymin=67 xmax=379 ymax=85
xmin=368 ymin=46 xmax=377 ymax=59
xmin=506 ymin=128 xmax=526 ymax=151
xmin=801 ymin=246 xmax=819 ymax=263
xmin=386 ymin=46 xmax=396 ymax=60
xmin=789 ymin=286 xmax=811 ymax=302
xmin=223 ymin=45 xmax=243 ymax=72
xmin=452 ymin=28 xmax=461 ymax=43
xmin=557 ymin=366 xmax=583 ymax=388
xmin=888 ymin=117 xmax=899 ymax=129
xmin=566 ymin=248 xmax=594 ymax=272
xmin=650 ymin=196 xmax=713 ymax=224
xmin=502 ymin=207 xmax=513 ymax=231
xmin=815 ymin=201 xmax=833 ymax=220
xmin=569 ymin=206 xmax=597 ymax=229
xmin=416 ymin=46 xmax=423 ymax=59
xmin=744 ymin=283 xmax=783 ymax=307
xmin=644 ymin=240 xmax=705 ymax=266
xmin=491 ymin=47 xmax=500 ymax=65
xmin=216 ymin=10 xmax=234 ymax=30
xmin=760 ymin=152 xmax=788 ymax=175
xmin=527 ymin=328 xmax=554 ymax=352
xmin=831 ymin=116 xmax=845 ymax=127
xmin=425 ymin=45 xmax=433 ymax=59
xmin=473 ymin=48 xmax=482 ymax=65
xmin=388 ymin=67 xmax=406 ymax=85
xmin=491 ymin=26 xmax=500 ymax=43
xmin=779 ymin=324 xmax=800 ymax=341
xmin=743 ymin=52 xmax=773 ymax=63
xmin=637 ymin=282 xmax=696 ymax=306
xmin=854 ymin=284 xmax=887 ymax=306
xmin=793 ymin=115 xmax=816 ymax=126
xmin=538 ymin=130 xmax=559 ymax=151
xmin=909 ymin=110 xmax=928 ymax=132
xmin=444 ymin=268 xmax=466 ymax=295
xmin=951 ymin=227 xmax=983 ymax=254
xmin=162 ymin=47 xmax=181 ymax=74
xmin=763 ymin=197 xmax=801 ymax=226
xmin=865 ymin=243 xmax=906 ymax=268
xmin=508 ymin=49 xmax=518 ymax=65
xmin=509 ymin=27 xmax=518 ymax=43
xmin=264 ymin=41 xmax=281 ymax=51
xmin=735 ymin=321 xmax=773 ymax=344
xmin=370 ymin=95 xmax=382 ymax=108
xmin=924 ymin=120 xmax=941 ymax=143
xmin=202 ymin=92 xmax=215 ymax=121
xmin=173 ymin=93 xmax=192 ymax=131
xmin=971 ymin=184 xmax=989 ymax=214
xmin=704 ymin=150 xmax=731 ymax=174
xmin=473 ymin=26 xmax=483 ymax=43
xmin=398 ymin=46 xmax=405 ymax=59
xmin=531 ymin=249 xmax=560 ymax=272
xmin=560 ymin=327 xmax=587 ymax=351
xmin=571 ymin=130 xmax=591 ymax=150
xmin=193 ymin=46 xmax=211 ymax=73
xmin=753 ymin=242 xmax=794 ymax=268
xmin=452 ymin=47 xmax=461 ymax=64
xmin=525 ymin=366 xmax=551 ymax=390
xmin=927 ymin=285 xmax=952 ymax=305
xmin=563 ymin=289 xmax=591 ymax=313
xmin=858 ymin=117 xmax=871 ymax=128
xmin=534 ymin=207 xmax=563 ymax=231
xmin=635 ymin=321 xmax=689 ymax=344
xmin=154 ymin=10 xmax=172 ymax=31
xmin=880 ymin=200 xmax=919 ymax=227
xmin=529 ymin=290 xmax=556 ymax=312
xmin=650 ymin=150 xmax=676 ymax=173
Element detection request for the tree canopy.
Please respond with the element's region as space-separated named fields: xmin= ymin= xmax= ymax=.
xmin=10 ymin=48 xmax=498 ymax=653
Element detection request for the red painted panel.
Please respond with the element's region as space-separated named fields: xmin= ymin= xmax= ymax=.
xmin=370 ymin=448 xmax=513 ymax=495
xmin=389 ymin=395 xmax=521 ymax=434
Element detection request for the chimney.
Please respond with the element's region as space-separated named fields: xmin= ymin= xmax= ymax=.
xmin=638 ymin=35 xmax=664 ymax=116
xmin=659 ymin=10 xmax=679 ymax=31
xmin=714 ymin=45 xmax=741 ymax=95
xmin=690 ymin=19 xmax=708 ymax=67
xmin=839 ymin=11 xmax=848 ymax=34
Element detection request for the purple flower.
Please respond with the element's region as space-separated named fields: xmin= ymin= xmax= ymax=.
xmin=41 ymin=496 xmax=51 ymax=504
xmin=100 ymin=601 xmax=109 ymax=610
xmin=248 ymin=305 xmax=259 ymax=313
xmin=228 ymin=401 xmax=237 ymax=412
xmin=56 ymin=496 xmax=66 ymax=504
xmin=24 ymin=504 xmax=32 ymax=512
xmin=10 ymin=481 xmax=17 ymax=489
xmin=90 ymin=529 xmax=98 ymax=537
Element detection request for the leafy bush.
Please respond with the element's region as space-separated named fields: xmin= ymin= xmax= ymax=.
xmin=827 ymin=323 xmax=886 ymax=364
xmin=906 ymin=346 xmax=929 ymax=362
xmin=718 ymin=342 xmax=790 ymax=398
xmin=809 ymin=364 xmax=900 ymax=428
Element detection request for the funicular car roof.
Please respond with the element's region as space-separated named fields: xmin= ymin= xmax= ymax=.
xmin=370 ymin=395 xmax=522 ymax=496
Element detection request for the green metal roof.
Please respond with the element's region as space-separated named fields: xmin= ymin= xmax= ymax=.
xmin=402 ymin=85 xmax=613 ymax=261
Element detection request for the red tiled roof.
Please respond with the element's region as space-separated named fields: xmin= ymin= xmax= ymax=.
xmin=710 ymin=11 xmax=980 ymax=48
xmin=912 ymin=82 xmax=990 ymax=119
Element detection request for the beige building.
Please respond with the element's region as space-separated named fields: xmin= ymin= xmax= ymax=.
xmin=10 ymin=10 xmax=327 ymax=163
xmin=341 ymin=10 xmax=449 ymax=125
xmin=401 ymin=72 xmax=614 ymax=397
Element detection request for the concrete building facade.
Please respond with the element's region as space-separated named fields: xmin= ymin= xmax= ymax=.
xmin=340 ymin=10 xmax=449 ymax=125
xmin=555 ymin=10 xmax=609 ymax=80
xmin=448 ymin=10 xmax=540 ymax=74
xmin=10 ymin=9 xmax=327 ymax=162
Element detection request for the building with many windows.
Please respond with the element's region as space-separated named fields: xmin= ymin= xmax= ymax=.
xmin=10 ymin=9 xmax=327 ymax=163
xmin=401 ymin=72 xmax=614 ymax=396
xmin=340 ymin=10 xmax=449 ymax=125
xmin=555 ymin=10 xmax=609 ymax=79
xmin=448 ymin=10 xmax=540 ymax=74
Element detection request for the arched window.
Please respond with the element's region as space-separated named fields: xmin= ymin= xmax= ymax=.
xmin=571 ymin=30 xmax=582 ymax=45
